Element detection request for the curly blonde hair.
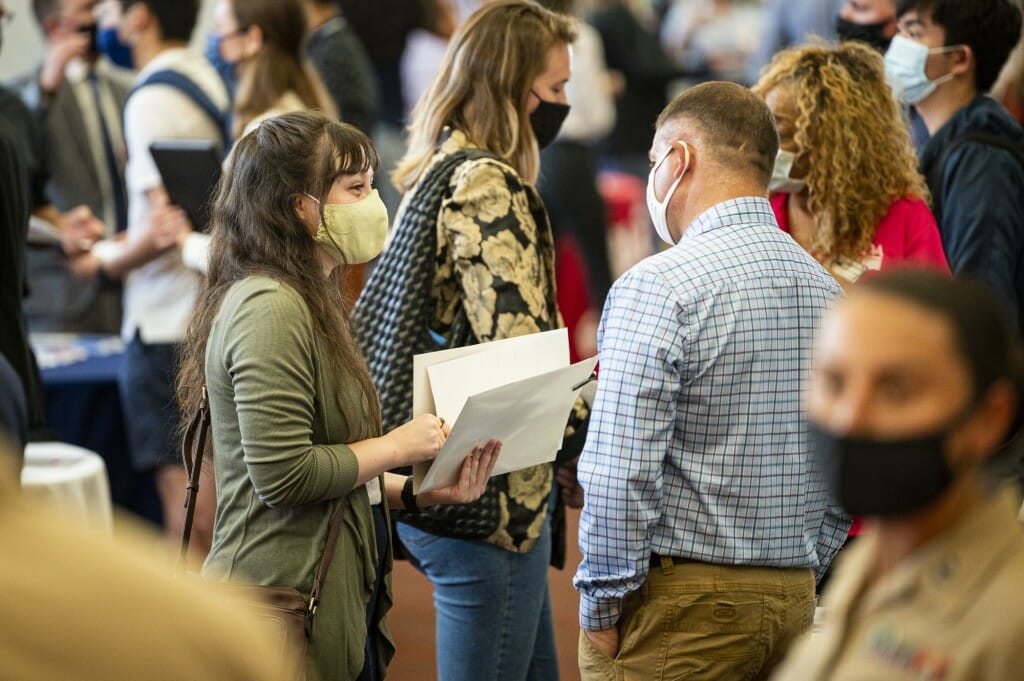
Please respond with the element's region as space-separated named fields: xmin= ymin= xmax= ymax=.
xmin=752 ymin=41 xmax=928 ymax=262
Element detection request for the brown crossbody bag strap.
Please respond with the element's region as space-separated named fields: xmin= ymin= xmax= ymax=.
xmin=177 ymin=385 xmax=348 ymax=636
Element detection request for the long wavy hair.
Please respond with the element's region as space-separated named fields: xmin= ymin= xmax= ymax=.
xmin=753 ymin=41 xmax=928 ymax=263
xmin=230 ymin=0 xmax=335 ymax=138
xmin=392 ymin=0 xmax=576 ymax=192
xmin=177 ymin=111 xmax=381 ymax=441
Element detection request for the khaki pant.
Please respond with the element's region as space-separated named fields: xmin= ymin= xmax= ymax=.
xmin=579 ymin=560 xmax=815 ymax=681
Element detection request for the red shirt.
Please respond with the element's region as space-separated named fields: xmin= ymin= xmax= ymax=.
xmin=771 ymin=194 xmax=950 ymax=278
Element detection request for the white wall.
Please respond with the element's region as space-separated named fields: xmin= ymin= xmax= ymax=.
xmin=0 ymin=0 xmax=217 ymax=82
xmin=0 ymin=0 xmax=46 ymax=80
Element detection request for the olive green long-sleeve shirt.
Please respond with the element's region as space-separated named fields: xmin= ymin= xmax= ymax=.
xmin=202 ymin=276 xmax=393 ymax=681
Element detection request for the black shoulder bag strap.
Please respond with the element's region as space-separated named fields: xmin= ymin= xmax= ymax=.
xmin=926 ymin=130 xmax=1024 ymax=224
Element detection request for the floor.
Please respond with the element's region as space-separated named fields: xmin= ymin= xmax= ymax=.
xmin=385 ymin=508 xmax=585 ymax=681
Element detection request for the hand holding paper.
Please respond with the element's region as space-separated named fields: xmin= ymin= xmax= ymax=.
xmin=384 ymin=413 xmax=450 ymax=467
xmin=415 ymin=439 xmax=502 ymax=507
xmin=410 ymin=329 xmax=597 ymax=495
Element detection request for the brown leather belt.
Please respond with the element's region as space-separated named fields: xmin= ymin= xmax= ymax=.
xmin=649 ymin=554 xmax=694 ymax=568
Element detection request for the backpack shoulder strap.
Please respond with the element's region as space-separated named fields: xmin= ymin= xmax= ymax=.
xmin=926 ymin=129 xmax=1024 ymax=224
xmin=127 ymin=69 xmax=231 ymax=155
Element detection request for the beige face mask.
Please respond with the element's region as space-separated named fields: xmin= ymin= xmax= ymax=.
xmin=305 ymin=189 xmax=389 ymax=265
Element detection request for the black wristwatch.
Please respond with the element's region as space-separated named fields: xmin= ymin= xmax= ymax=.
xmin=401 ymin=476 xmax=421 ymax=513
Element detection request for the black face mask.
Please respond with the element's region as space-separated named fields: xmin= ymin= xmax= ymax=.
xmin=529 ymin=92 xmax=570 ymax=149
xmin=835 ymin=15 xmax=893 ymax=53
xmin=78 ymin=22 xmax=99 ymax=57
xmin=808 ymin=418 xmax=962 ymax=517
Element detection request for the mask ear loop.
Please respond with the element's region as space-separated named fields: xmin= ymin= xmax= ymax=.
xmin=651 ymin=141 xmax=692 ymax=246
xmin=305 ymin=192 xmax=354 ymax=266
xmin=678 ymin=141 xmax=691 ymax=177
xmin=927 ymin=44 xmax=966 ymax=88
xmin=663 ymin=141 xmax=691 ymax=201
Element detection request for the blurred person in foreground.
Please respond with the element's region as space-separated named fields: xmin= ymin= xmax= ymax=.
xmin=773 ymin=270 xmax=1024 ymax=680
xmin=0 ymin=437 xmax=290 ymax=681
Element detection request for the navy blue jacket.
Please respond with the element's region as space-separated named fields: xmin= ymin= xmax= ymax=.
xmin=921 ymin=96 xmax=1024 ymax=331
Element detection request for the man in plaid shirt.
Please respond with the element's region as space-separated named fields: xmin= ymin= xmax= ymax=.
xmin=574 ymin=82 xmax=849 ymax=681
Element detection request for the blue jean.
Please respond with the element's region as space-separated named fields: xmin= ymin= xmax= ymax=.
xmin=397 ymin=514 xmax=558 ymax=681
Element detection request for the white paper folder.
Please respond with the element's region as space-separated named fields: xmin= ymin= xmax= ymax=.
xmin=411 ymin=330 xmax=596 ymax=494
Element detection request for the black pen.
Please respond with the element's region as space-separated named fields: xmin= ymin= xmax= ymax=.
xmin=571 ymin=372 xmax=597 ymax=391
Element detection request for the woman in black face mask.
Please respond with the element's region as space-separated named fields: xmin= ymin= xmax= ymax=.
xmin=353 ymin=3 xmax=587 ymax=681
xmin=835 ymin=0 xmax=898 ymax=52
xmin=772 ymin=269 xmax=1024 ymax=681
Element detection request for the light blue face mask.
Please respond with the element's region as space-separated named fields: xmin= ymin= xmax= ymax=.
xmin=884 ymin=35 xmax=961 ymax=106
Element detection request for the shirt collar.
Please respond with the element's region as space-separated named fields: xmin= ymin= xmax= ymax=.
xmin=679 ymin=196 xmax=776 ymax=243
xmin=833 ymin=485 xmax=1024 ymax=621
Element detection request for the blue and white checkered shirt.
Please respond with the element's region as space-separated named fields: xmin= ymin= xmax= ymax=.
xmin=574 ymin=197 xmax=850 ymax=631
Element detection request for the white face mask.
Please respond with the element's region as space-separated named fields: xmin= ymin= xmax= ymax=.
xmin=769 ymin=149 xmax=807 ymax=194
xmin=646 ymin=141 xmax=691 ymax=246
xmin=884 ymin=35 xmax=960 ymax=106
xmin=305 ymin=189 xmax=389 ymax=265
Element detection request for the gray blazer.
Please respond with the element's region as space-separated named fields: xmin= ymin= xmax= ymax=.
xmin=12 ymin=63 xmax=134 ymax=334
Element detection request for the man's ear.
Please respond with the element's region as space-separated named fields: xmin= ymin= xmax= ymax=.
xmin=950 ymin=43 xmax=974 ymax=79
xmin=669 ymin=139 xmax=693 ymax=179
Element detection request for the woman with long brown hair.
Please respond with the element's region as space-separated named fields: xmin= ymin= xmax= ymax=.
xmin=180 ymin=0 xmax=337 ymax=275
xmin=354 ymin=2 xmax=585 ymax=680
xmin=752 ymin=41 xmax=949 ymax=286
xmin=205 ymin=0 xmax=334 ymax=138
xmin=177 ymin=111 xmax=499 ymax=681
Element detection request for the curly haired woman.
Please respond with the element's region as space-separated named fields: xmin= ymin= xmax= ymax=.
xmin=753 ymin=41 xmax=949 ymax=286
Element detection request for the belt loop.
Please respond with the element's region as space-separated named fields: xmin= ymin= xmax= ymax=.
xmin=659 ymin=555 xmax=675 ymax=576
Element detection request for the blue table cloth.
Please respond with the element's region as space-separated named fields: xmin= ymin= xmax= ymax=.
xmin=32 ymin=334 xmax=161 ymax=526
